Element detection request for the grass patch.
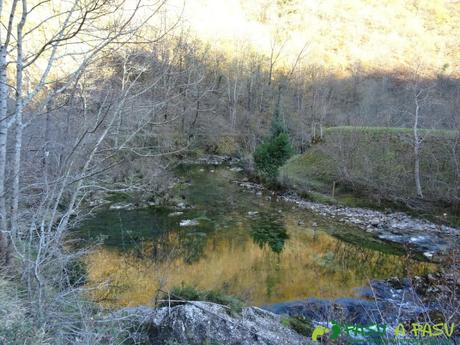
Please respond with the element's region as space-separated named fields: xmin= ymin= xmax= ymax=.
xmin=280 ymin=126 xmax=460 ymax=225
xmin=325 ymin=126 xmax=458 ymax=138
xmin=279 ymin=151 xmax=335 ymax=194
xmin=0 ymin=279 xmax=47 ymax=344
xmin=159 ymin=286 xmax=245 ymax=315
xmin=280 ymin=315 xmax=314 ymax=337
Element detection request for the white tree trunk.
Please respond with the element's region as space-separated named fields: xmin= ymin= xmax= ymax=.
xmin=11 ymin=0 xmax=27 ymax=239
xmin=413 ymin=95 xmax=423 ymax=198
xmin=0 ymin=48 xmax=9 ymax=260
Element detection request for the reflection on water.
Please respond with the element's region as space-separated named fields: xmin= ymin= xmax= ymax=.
xmin=249 ymin=211 xmax=289 ymax=254
xmin=79 ymin=166 xmax=435 ymax=308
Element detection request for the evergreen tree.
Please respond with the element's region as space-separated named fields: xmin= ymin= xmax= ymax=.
xmin=254 ymin=110 xmax=293 ymax=183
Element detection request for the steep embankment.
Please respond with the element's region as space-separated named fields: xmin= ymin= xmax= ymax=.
xmin=279 ymin=127 xmax=460 ymax=226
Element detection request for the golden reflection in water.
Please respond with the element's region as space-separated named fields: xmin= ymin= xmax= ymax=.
xmin=85 ymin=214 xmax=435 ymax=308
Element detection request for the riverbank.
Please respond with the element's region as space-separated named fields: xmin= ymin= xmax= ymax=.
xmin=234 ymin=178 xmax=460 ymax=261
xmin=279 ymin=128 xmax=460 ymax=228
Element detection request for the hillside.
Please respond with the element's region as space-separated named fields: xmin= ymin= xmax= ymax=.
xmin=174 ymin=0 xmax=460 ymax=75
xmin=280 ymin=127 xmax=460 ymax=225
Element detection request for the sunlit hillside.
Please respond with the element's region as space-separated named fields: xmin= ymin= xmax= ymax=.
xmin=169 ymin=0 xmax=460 ymax=75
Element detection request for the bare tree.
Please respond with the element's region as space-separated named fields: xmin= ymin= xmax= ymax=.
xmin=0 ymin=0 xmax=168 ymax=258
xmin=0 ymin=0 xmax=191 ymax=341
xmin=405 ymin=69 xmax=433 ymax=199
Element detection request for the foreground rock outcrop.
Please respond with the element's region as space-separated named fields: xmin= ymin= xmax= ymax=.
xmin=120 ymin=302 xmax=311 ymax=345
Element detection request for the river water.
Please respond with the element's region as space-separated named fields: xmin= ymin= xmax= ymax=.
xmin=78 ymin=165 xmax=435 ymax=308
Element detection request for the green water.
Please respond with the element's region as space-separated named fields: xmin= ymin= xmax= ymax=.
xmin=78 ymin=165 xmax=435 ymax=308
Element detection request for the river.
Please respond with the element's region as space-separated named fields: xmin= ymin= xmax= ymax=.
xmin=78 ymin=165 xmax=435 ymax=308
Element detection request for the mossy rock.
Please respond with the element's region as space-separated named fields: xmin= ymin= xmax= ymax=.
xmin=280 ymin=315 xmax=314 ymax=337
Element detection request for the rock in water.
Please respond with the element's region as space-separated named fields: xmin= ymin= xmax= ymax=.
xmin=168 ymin=211 xmax=184 ymax=217
xmin=180 ymin=219 xmax=199 ymax=227
xmin=121 ymin=302 xmax=310 ymax=345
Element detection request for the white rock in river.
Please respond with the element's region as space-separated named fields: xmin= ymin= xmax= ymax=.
xmin=423 ymin=252 xmax=434 ymax=259
xmin=370 ymin=218 xmax=380 ymax=226
xmin=180 ymin=219 xmax=199 ymax=227
xmin=168 ymin=211 xmax=184 ymax=217
xmin=409 ymin=235 xmax=428 ymax=243
xmin=177 ymin=202 xmax=187 ymax=209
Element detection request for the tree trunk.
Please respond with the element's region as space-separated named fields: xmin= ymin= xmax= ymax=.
xmin=413 ymin=96 xmax=423 ymax=198
xmin=0 ymin=48 xmax=9 ymax=263
xmin=11 ymin=0 xmax=27 ymax=239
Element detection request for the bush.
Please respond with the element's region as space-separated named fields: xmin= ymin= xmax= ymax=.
xmin=65 ymin=258 xmax=88 ymax=288
xmin=254 ymin=132 xmax=294 ymax=183
xmin=280 ymin=315 xmax=314 ymax=337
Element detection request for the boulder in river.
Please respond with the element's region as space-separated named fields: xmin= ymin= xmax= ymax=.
xmin=180 ymin=219 xmax=199 ymax=227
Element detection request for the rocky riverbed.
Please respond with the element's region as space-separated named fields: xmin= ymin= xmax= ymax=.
xmin=235 ymin=180 xmax=460 ymax=260
xmin=181 ymin=154 xmax=241 ymax=166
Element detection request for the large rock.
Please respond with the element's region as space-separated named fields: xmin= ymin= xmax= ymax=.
xmin=121 ymin=302 xmax=311 ymax=345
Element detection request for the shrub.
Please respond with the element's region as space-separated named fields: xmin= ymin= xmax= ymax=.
xmin=254 ymin=132 xmax=294 ymax=183
xmin=280 ymin=315 xmax=314 ymax=337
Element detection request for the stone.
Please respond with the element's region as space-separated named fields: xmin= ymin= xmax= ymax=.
xmin=423 ymin=252 xmax=434 ymax=259
xmin=120 ymin=302 xmax=310 ymax=345
xmin=177 ymin=202 xmax=189 ymax=209
xmin=109 ymin=203 xmax=134 ymax=210
xmin=168 ymin=211 xmax=184 ymax=217
xmin=370 ymin=218 xmax=380 ymax=226
xmin=180 ymin=219 xmax=199 ymax=227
